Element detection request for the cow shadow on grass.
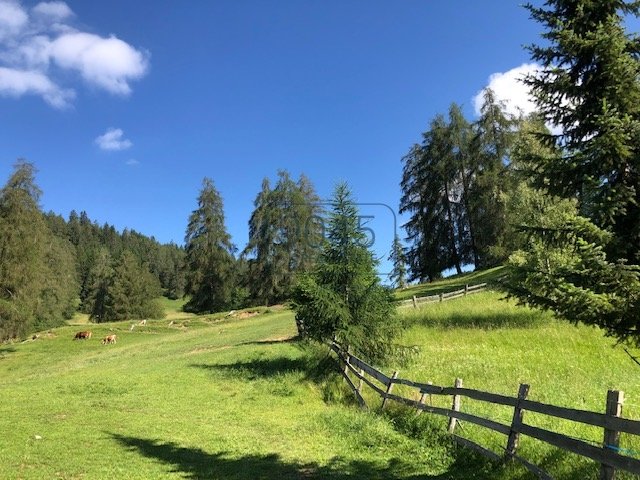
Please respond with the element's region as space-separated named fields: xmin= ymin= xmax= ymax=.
xmin=109 ymin=433 xmax=523 ymax=480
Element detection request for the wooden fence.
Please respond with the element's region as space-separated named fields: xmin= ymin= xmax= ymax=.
xmin=397 ymin=283 xmax=487 ymax=309
xmin=330 ymin=343 xmax=640 ymax=480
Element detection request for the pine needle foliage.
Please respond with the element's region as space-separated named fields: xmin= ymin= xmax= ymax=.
xmin=293 ymin=183 xmax=399 ymax=362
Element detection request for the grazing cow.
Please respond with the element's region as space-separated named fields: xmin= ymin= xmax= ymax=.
xmin=73 ymin=331 xmax=92 ymax=340
xmin=102 ymin=334 xmax=117 ymax=345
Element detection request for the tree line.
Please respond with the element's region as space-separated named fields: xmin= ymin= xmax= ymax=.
xmin=0 ymin=161 xmax=187 ymax=340
xmin=0 ymin=164 xmax=328 ymax=341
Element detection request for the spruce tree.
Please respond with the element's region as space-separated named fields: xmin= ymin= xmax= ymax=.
xmin=525 ymin=0 xmax=640 ymax=262
xmin=85 ymin=248 xmax=114 ymax=322
xmin=105 ymin=251 xmax=163 ymax=321
xmin=293 ymin=183 xmax=398 ymax=362
xmin=388 ymin=235 xmax=407 ymax=289
xmin=184 ymin=178 xmax=236 ymax=313
xmin=504 ymin=0 xmax=640 ymax=343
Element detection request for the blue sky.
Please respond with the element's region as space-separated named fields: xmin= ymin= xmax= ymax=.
xmin=0 ymin=1 xmax=585 ymax=275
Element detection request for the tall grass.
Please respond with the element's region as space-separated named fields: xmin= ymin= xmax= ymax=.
xmin=385 ymin=291 xmax=640 ymax=479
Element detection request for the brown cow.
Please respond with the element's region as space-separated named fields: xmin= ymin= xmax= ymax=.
xmin=101 ymin=334 xmax=117 ymax=345
xmin=73 ymin=331 xmax=92 ymax=340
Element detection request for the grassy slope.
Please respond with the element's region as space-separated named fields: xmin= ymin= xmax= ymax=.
xmin=2 ymin=281 xmax=639 ymax=479
xmin=392 ymin=291 xmax=640 ymax=479
xmin=0 ymin=311 xmax=468 ymax=480
xmin=394 ymin=266 xmax=506 ymax=300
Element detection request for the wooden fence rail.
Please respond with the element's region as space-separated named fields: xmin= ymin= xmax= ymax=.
xmin=398 ymin=283 xmax=487 ymax=309
xmin=329 ymin=343 xmax=640 ymax=480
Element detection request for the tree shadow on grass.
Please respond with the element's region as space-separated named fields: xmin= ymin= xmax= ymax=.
xmin=109 ymin=433 xmax=514 ymax=480
xmin=238 ymin=337 xmax=299 ymax=347
xmin=0 ymin=345 xmax=16 ymax=357
xmin=191 ymin=351 xmax=338 ymax=384
xmin=192 ymin=357 xmax=307 ymax=379
xmin=404 ymin=309 xmax=548 ymax=330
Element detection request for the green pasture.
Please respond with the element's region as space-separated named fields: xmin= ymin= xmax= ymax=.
xmin=1 ymin=281 xmax=638 ymax=479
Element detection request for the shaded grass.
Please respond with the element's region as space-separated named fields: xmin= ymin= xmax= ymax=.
xmin=399 ymin=291 xmax=552 ymax=330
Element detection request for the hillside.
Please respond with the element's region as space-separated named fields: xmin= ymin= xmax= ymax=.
xmin=1 ymin=281 xmax=639 ymax=479
xmin=0 ymin=310 xmax=462 ymax=479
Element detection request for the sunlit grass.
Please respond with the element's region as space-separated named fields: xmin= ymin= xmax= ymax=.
xmin=394 ymin=266 xmax=506 ymax=300
xmin=2 ymin=281 xmax=639 ymax=479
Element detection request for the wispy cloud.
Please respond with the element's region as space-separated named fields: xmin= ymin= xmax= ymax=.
xmin=0 ymin=0 xmax=149 ymax=108
xmin=125 ymin=158 xmax=139 ymax=166
xmin=95 ymin=127 xmax=132 ymax=151
xmin=32 ymin=1 xmax=73 ymax=21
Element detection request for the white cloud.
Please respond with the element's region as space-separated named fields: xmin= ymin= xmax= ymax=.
xmin=0 ymin=1 xmax=28 ymax=39
xmin=0 ymin=66 xmax=73 ymax=107
xmin=473 ymin=63 xmax=540 ymax=117
xmin=49 ymin=32 xmax=148 ymax=95
xmin=32 ymin=1 xmax=73 ymax=21
xmin=125 ymin=158 xmax=139 ymax=166
xmin=0 ymin=0 xmax=148 ymax=108
xmin=95 ymin=128 xmax=132 ymax=151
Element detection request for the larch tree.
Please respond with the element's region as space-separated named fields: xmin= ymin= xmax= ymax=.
xmin=0 ymin=162 xmax=46 ymax=340
xmin=244 ymin=171 xmax=322 ymax=305
xmin=0 ymin=162 xmax=78 ymax=339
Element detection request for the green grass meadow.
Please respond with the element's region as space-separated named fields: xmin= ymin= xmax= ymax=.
xmin=1 ymin=276 xmax=639 ymax=479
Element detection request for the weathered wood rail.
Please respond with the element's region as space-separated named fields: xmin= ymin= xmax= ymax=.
xmin=330 ymin=343 xmax=640 ymax=480
xmin=397 ymin=283 xmax=487 ymax=309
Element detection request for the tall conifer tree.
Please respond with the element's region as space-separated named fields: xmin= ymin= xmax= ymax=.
xmin=244 ymin=171 xmax=322 ymax=305
xmin=525 ymin=0 xmax=640 ymax=262
xmin=184 ymin=178 xmax=236 ymax=313
xmin=293 ymin=183 xmax=398 ymax=362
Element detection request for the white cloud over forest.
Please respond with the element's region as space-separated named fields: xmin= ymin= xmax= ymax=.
xmin=0 ymin=0 xmax=149 ymax=108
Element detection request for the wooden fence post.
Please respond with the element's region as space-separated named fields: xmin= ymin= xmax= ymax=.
xmin=357 ymin=368 xmax=364 ymax=396
xmin=600 ymin=390 xmax=624 ymax=480
xmin=448 ymin=378 xmax=463 ymax=434
xmin=417 ymin=392 xmax=426 ymax=415
xmin=343 ymin=346 xmax=351 ymax=377
xmin=439 ymin=293 xmax=444 ymax=303
xmin=464 ymin=284 xmax=469 ymax=296
xmin=381 ymin=371 xmax=399 ymax=410
xmin=506 ymin=383 xmax=530 ymax=458
xmin=412 ymin=295 xmax=417 ymax=309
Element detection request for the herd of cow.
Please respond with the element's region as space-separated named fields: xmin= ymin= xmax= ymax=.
xmin=73 ymin=319 xmax=148 ymax=344
xmin=73 ymin=331 xmax=117 ymax=344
